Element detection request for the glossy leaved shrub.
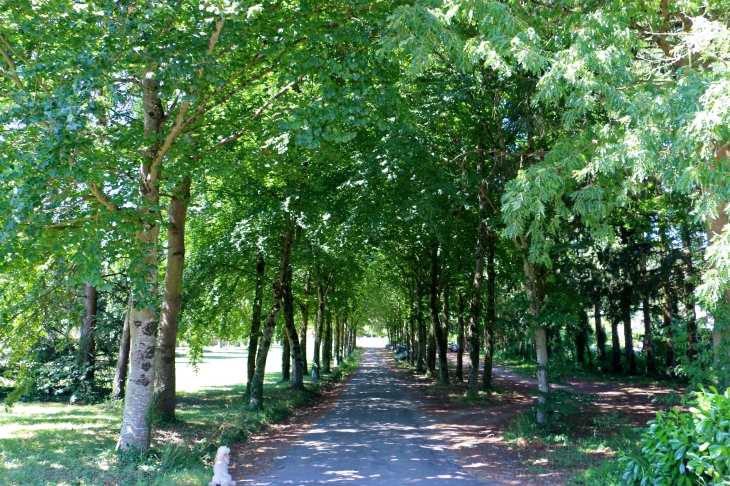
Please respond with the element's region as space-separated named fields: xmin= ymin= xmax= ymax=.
xmin=621 ymin=387 xmax=730 ymax=485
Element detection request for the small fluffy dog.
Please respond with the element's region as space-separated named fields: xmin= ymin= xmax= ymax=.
xmin=208 ymin=445 xmax=236 ymax=486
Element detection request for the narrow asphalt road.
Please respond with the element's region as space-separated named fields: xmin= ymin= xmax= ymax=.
xmin=240 ymin=347 xmax=490 ymax=485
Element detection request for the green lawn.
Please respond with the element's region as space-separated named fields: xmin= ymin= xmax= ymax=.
xmin=0 ymin=346 xmax=361 ymax=486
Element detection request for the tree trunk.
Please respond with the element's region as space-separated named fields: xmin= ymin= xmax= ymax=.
xmin=118 ymin=77 xmax=164 ymax=451
xmin=611 ymin=315 xmax=622 ymax=373
xmin=683 ymin=231 xmax=698 ymax=362
xmin=335 ymin=314 xmax=341 ymax=367
xmin=283 ymin=265 xmax=304 ymax=390
xmin=323 ymin=310 xmax=332 ymax=373
xmin=311 ymin=277 xmax=325 ymax=380
xmin=281 ymin=321 xmax=291 ymax=382
xmin=594 ymin=299 xmax=607 ymax=362
xmin=482 ymin=225 xmax=496 ymax=390
xmin=154 ymin=177 xmax=190 ymax=421
xmin=523 ymin=257 xmax=548 ymax=424
xmin=246 ymin=254 xmax=266 ymax=396
xmin=416 ymin=286 xmax=427 ymax=373
xmin=643 ymin=297 xmax=656 ymax=373
xmin=250 ymin=223 xmax=295 ymax=410
xmin=456 ymin=292 xmax=465 ymax=382
xmin=112 ymin=295 xmax=132 ymax=400
xmin=576 ymin=309 xmax=588 ymax=364
xmin=298 ymin=272 xmax=310 ymax=375
xmin=663 ymin=283 xmax=676 ymax=371
xmin=708 ymin=146 xmax=730 ymax=367
xmin=79 ymin=283 xmax=97 ymax=382
xmin=621 ymin=286 xmax=636 ymax=375
xmin=429 ymin=244 xmax=449 ymax=384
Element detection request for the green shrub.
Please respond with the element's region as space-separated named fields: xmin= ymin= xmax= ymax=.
xmin=621 ymin=387 xmax=730 ymax=485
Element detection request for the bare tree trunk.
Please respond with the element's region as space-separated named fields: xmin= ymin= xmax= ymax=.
xmin=682 ymin=231 xmax=698 ymax=362
xmin=643 ymin=297 xmax=656 ymax=373
xmin=283 ymin=265 xmax=304 ymax=389
xmin=79 ymin=283 xmax=97 ymax=382
xmin=523 ymin=257 xmax=548 ymax=424
xmin=416 ymin=287 xmax=427 ymax=373
xmin=323 ymin=310 xmax=332 ymax=373
xmin=708 ymin=146 xmax=730 ymax=367
xmin=250 ymin=223 xmax=295 ymax=410
xmin=409 ymin=283 xmax=416 ymax=366
xmin=113 ymin=295 xmax=133 ymax=400
xmin=429 ymin=244 xmax=449 ymax=384
xmin=482 ymin=225 xmax=496 ymax=390
xmin=467 ymin=141 xmax=489 ymax=398
xmin=154 ymin=178 xmax=190 ymax=421
xmin=663 ymin=283 xmax=676 ymax=371
xmin=621 ymin=286 xmax=636 ymax=375
xmin=298 ymin=272 xmax=310 ymax=375
xmin=456 ymin=292 xmax=465 ymax=382
xmin=335 ymin=314 xmax=341 ymax=367
xmin=576 ymin=310 xmax=589 ymax=363
xmin=246 ymin=255 xmax=266 ymax=396
xmin=611 ymin=314 xmax=622 ymax=373
xmin=594 ymin=299 xmax=607 ymax=362
xmin=311 ymin=277 xmax=325 ymax=380
xmin=118 ymin=77 xmax=164 ymax=451
xmin=281 ymin=322 xmax=291 ymax=382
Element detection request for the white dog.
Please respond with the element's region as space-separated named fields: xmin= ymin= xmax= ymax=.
xmin=208 ymin=445 xmax=236 ymax=486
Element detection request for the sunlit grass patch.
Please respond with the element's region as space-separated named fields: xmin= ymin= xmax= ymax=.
xmin=0 ymin=347 xmax=363 ymax=486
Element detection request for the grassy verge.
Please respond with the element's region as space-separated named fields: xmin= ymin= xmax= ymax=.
xmin=0 ymin=348 xmax=362 ymax=486
xmin=502 ymin=408 xmax=641 ymax=485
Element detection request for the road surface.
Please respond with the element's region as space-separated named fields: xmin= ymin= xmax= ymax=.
xmin=240 ymin=348 xmax=491 ymax=485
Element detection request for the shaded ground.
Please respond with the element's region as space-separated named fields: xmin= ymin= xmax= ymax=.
xmin=382 ymin=351 xmax=685 ymax=484
xmin=230 ymin=347 xmax=685 ymax=485
xmin=235 ymin=349 xmax=489 ymax=485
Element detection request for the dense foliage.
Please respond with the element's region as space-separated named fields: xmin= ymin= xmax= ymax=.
xmin=1 ymin=0 xmax=729 ymax=458
xmin=622 ymin=387 xmax=730 ymax=485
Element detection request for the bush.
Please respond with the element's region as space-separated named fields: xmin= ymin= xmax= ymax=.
xmin=621 ymin=387 xmax=730 ymax=485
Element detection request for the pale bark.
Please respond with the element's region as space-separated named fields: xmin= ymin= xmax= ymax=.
xmin=154 ymin=178 xmax=190 ymax=420
xmin=112 ymin=295 xmax=132 ymax=400
xmin=79 ymin=283 xmax=97 ymax=381
xmin=250 ymin=224 xmax=294 ymax=410
xmin=118 ymin=77 xmax=164 ymax=451
xmin=246 ymin=255 xmax=266 ymax=395
xmin=523 ymin=257 xmax=548 ymax=424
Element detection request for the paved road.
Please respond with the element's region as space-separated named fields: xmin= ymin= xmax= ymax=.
xmin=241 ymin=348 xmax=488 ymax=485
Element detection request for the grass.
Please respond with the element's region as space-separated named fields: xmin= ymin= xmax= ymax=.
xmin=0 ymin=347 xmax=363 ymax=486
xmin=502 ymin=408 xmax=642 ymax=485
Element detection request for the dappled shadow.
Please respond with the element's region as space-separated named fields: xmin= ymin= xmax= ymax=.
xmin=238 ymin=350 xmax=489 ymax=485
